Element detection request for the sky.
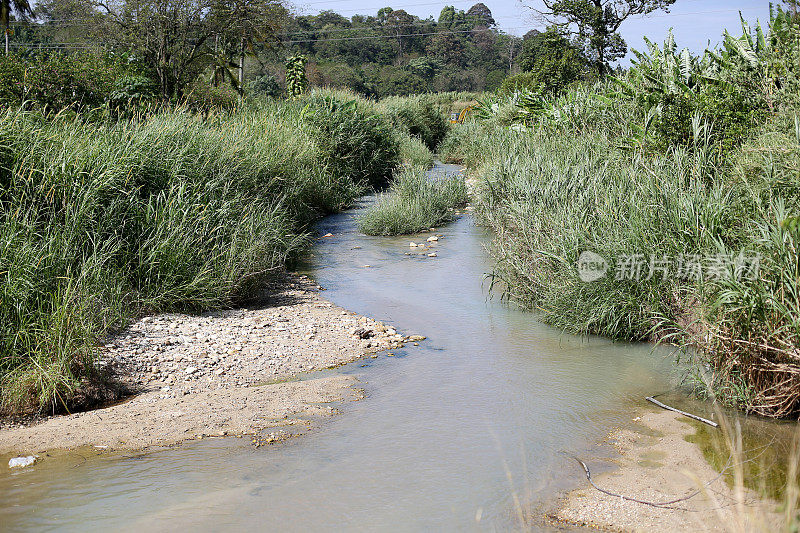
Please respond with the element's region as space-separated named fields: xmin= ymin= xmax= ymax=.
xmin=292 ymin=0 xmax=774 ymax=64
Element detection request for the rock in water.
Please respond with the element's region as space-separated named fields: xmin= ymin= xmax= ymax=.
xmin=8 ymin=456 xmax=37 ymax=468
xmin=426 ymin=236 xmax=439 ymax=242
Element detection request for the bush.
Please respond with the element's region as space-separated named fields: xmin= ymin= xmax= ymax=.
xmin=246 ymin=73 xmax=282 ymax=97
xmin=182 ymin=83 xmax=240 ymax=112
xmin=302 ymin=91 xmax=399 ymax=187
xmin=358 ymin=168 xmax=467 ymax=236
xmin=380 ymin=95 xmax=450 ymax=150
xmin=110 ymin=75 xmax=159 ymax=108
xmin=0 ymin=51 xmax=137 ymax=111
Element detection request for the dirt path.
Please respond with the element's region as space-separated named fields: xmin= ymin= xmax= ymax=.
xmin=0 ymin=273 xmax=419 ymax=457
xmin=551 ymin=409 xmax=782 ymax=532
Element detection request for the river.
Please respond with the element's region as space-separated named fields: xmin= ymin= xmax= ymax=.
xmin=1 ymin=163 xmax=687 ymax=531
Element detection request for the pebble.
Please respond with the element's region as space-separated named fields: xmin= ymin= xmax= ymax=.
xmin=426 ymin=236 xmax=439 ymax=242
xmin=97 ymin=277 xmax=409 ymax=399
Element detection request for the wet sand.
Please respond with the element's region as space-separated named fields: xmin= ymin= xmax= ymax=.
xmin=552 ymin=408 xmax=782 ymax=532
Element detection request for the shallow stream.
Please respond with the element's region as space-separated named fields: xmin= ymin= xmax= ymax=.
xmin=2 ymin=163 xmax=699 ymax=531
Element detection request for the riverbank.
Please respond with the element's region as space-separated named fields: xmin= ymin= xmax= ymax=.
xmin=437 ymin=14 xmax=800 ymax=418
xmin=0 ymin=272 xmax=415 ymax=456
xmin=551 ymin=408 xmax=783 ymax=532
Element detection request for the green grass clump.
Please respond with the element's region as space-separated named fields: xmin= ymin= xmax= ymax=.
xmin=396 ymin=133 xmax=434 ymax=170
xmin=358 ymin=168 xmax=467 ymax=236
xmin=0 ymin=91 xmax=402 ymax=413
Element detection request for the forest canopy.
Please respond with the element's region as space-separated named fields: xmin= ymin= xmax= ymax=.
xmin=1 ymin=0 xmax=602 ymax=99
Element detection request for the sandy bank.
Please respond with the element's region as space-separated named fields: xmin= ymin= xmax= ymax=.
xmin=0 ymin=274 xmax=415 ymax=456
xmin=551 ymin=408 xmax=782 ymax=532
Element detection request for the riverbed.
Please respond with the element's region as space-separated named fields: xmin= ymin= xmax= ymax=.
xmin=1 ymin=163 xmax=692 ymax=531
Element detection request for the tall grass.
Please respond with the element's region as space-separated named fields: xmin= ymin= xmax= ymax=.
xmin=358 ymin=168 xmax=467 ymax=236
xmin=441 ymin=93 xmax=800 ymax=417
xmin=379 ymin=95 xmax=450 ymax=151
xmin=0 ymin=91 xmax=402 ymax=413
xmin=397 ymin=133 xmax=435 ymax=170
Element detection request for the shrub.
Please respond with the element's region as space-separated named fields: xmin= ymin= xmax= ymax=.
xmin=380 ymin=95 xmax=450 ymax=150
xmin=247 ymin=73 xmax=282 ymax=98
xmin=302 ymin=92 xmax=399 ymax=187
xmin=0 ymin=51 xmax=140 ymax=111
xmin=110 ymin=75 xmax=159 ymax=108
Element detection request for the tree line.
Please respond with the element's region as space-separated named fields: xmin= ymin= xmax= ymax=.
xmin=0 ymin=0 xmax=680 ymax=102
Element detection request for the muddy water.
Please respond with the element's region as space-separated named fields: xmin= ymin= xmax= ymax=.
xmin=1 ymin=163 xmax=685 ymax=531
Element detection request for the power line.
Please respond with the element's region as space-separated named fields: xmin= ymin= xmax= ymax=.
xmin=287 ymin=25 xmax=520 ymax=43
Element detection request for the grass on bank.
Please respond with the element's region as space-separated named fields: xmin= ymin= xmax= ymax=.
xmin=0 ymin=88 xmax=447 ymax=414
xmin=441 ymin=102 xmax=800 ymax=418
xmin=439 ymin=11 xmax=800 ymax=419
xmin=358 ymin=168 xmax=467 ymax=236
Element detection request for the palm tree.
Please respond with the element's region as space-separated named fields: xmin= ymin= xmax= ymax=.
xmin=1 ymin=0 xmax=33 ymax=55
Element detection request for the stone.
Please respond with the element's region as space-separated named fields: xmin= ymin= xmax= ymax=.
xmin=8 ymin=456 xmax=37 ymax=468
xmin=409 ymin=242 xmax=418 ymax=247
xmin=322 ymin=233 xmax=333 ymax=238
xmin=428 ymin=253 xmax=437 ymax=257
xmin=353 ymin=327 xmax=374 ymax=339
xmin=407 ymin=335 xmax=426 ymax=342
xmin=426 ymin=236 xmax=439 ymax=242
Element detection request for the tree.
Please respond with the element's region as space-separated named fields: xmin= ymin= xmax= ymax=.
xmin=528 ymin=0 xmax=677 ymax=75
xmin=91 ymin=0 xmax=215 ymax=97
xmin=1 ymin=0 xmax=33 ymax=54
xmin=408 ymin=56 xmax=442 ymax=80
xmin=210 ymin=0 xmax=285 ymax=93
xmin=517 ymin=26 xmax=590 ymax=94
xmin=466 ymin=2 xmax=495 ymax=27
xmin=426 ymin=31 xmax=466 ymax=68
xmin=88 ymin=0 xmax=284 ymax=98
xmin=383 ymin=9 xmax=414 ymax=61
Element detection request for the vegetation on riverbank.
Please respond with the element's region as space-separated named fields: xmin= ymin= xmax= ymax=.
xmin=441 ymin=9 xmax=800 ymax=419
xmin=0 ymin=88 xmax=444 ymax=414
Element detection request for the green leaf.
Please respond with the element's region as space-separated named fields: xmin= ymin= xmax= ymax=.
xmin=679 ymin=48 xmax=693 ymax=83
xmin=780 ymin=216 xmax=800 ymax=234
